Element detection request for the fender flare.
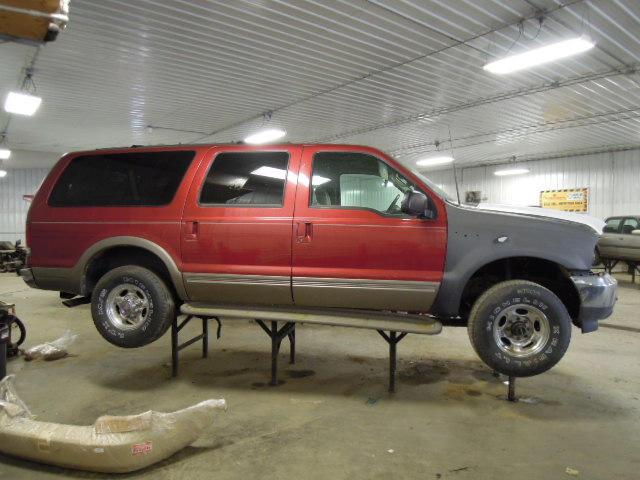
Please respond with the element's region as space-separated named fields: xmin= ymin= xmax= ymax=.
xmin=73 ymin=236 xmax=188 ymax=300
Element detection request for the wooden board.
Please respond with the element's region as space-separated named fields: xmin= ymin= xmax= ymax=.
xmin=0 ymin=0 xmax=62 ymax=42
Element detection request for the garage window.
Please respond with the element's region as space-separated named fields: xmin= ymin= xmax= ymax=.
xmin=49 ymin=151 xmax=195 ymax=207
xmin=199 ymin=151 xmax=289 ymax=206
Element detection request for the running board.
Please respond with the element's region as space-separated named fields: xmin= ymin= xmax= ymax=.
xmin=180 ymin=303 xmax=442 ymax=335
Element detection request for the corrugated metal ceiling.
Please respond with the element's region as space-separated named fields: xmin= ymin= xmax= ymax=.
xmin=1 ymin=0 xmax=639 ymax=170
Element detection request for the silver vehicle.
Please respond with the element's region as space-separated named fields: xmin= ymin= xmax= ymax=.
xmin=598 ymin=216 xmax=640 ymax=263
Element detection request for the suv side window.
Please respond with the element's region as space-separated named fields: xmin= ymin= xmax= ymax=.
xmin=49 ymin=151 xmax=195 ymax=207
xmin=310 ymin=151 xmax=427 ymax=216
xmin=603 ymin=217 xmax=622 ymax=233
xmin=199 ymin=151 xmax=289 ymax=206
xmin=621 ymin=217 xmax=639 ymax=234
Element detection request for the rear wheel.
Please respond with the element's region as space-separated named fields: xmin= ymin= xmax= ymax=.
xmin=467 ymin=280 xmax=571 ymax=377
xmin=91 ymin=265 xmax=175 ymax=348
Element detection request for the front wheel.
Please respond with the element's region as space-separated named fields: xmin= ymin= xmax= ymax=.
xmin=467 ymin=280 xmax=571 ymax=377
xmin=91 ymin=266 xmax=175 ymax=348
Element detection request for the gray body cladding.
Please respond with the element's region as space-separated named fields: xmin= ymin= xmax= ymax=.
xmin=431 ymin=203 xmax=599 ymax=317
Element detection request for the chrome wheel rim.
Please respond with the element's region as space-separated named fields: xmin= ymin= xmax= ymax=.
xmin=493 ymin=303 xmax=550 ymax=357
xmin=105 ymin=283 xmax=149 ymax=331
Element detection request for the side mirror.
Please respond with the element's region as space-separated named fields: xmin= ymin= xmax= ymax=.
xmin=632 ymin=229 xmax=640 ymax=236
xmin=401 ymin=191 xmax=436 ymax=219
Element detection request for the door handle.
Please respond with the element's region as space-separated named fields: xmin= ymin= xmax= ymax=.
xmin=185 ymin=221 xmax=199 ymax=239
xmin=296 ymin=222 xmax=313 ymax=243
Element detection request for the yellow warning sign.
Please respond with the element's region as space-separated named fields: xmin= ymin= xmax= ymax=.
xmin=540 ymin=188 xmax=588 ymax=212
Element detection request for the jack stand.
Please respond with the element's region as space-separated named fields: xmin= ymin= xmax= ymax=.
xmin=507 ymin=376 xmax=517 ymax=402
xmin=0 ymin=339 xmax=6 ymax=380
xmin=255 ymin=320 xmax=296 ymax=386
xmin=377 ymin=330 xmax=407 ymax=393
xmin=171 ymin=315 xmax=212 ymax=377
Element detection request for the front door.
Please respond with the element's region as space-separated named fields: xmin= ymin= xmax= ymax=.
xmin=291 ymin=146 xmax=447 ymax=312
xmin=181 ymin=146 xmax=301 ymax=305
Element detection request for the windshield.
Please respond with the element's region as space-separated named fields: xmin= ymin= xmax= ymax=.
xmin=414 ymin=171 xmax=457 ymax=204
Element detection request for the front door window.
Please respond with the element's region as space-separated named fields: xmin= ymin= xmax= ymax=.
xmin=310 ymin=151 xmax=428 ymax=217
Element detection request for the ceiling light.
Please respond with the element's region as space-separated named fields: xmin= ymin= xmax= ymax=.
xmin=494 ymin=168 xmax=530 ymax=176
xmin=251 ymin=166 xmax=287 ymax=179
xmin=0 ymin=148 xmax=10 ymax=160
xmin=4 ymin=91 xmax=42 ymax=116
xmin=0 ymin=170 xmax=7 ymax=178
xmin=484 ymin=36 xmax=595 ymax=74
xmin=244 ymin=128 xmax=286 ymax=145
xmin=416 ymin=156 xmax=454 ymax=167
xmin=312 ymin=175 xmax=331 ymax=186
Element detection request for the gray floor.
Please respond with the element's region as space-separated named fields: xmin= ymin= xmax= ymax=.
xmin=0 ymin=272 xmax=639 ymax=479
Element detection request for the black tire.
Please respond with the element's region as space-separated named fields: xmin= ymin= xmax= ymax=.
xmin=9 ymin=316 xmax=26 ymax=347
xmin=467 ymin=280 xmax=571 ymax=377
xmin=91 ymin=266 xmax=175 ymax=348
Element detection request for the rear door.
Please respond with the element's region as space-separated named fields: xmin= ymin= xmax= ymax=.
xmin=599 ymin=217 xmax=623 ymax=258
xmin=619 ymin=217 xmax=640 ymax=261
xmin=291 ymin=146 xmax=447 ymax=312
xmin=180 ymin=146 xmax=301 ymax=305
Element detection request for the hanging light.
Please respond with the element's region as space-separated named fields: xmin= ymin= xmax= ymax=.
xmin=484 ymin=36 xmax=595 ymax=74
xmin=494 ymin=167 xmax=530 ymax=176
xmin=0 ymin=134 xmax=10 ymax=161
xmin=494 ymin=156 xmax=529 ymax=176
xmin=244 ymin=128 xmax=286 ymax=145
xmin=416 ymin=155 xmax=454 ymax=167
xmin=4 ymin=69 xmax=42 ymax=116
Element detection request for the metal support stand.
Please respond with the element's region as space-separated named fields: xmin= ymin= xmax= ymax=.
xmin=171 ymin=315 xmax=213 ymax=377
xmin=507 ymin=376 xmax=517 ymax=402
xmin=0 ymin=342 xmax=6 ymax=381
xmin=377 ymin=330 xmax=408 ymax=393
xmin=255 ymin=320 xmax=296 ymax=386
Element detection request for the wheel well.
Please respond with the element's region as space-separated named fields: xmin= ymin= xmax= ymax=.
xmin=84 ymin=246 xmax=177 ymax=299
xmin=459 ymin=257 xmax=580 ymax=321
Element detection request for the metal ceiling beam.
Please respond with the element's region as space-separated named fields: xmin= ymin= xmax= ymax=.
xmin=188 ymin=0 xmax=587 ymax=143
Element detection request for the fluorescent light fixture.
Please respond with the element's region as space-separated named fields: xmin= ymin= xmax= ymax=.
xmin=244 ymin=128 xmax=286 ymax=145
xmin=312 ymin=175 xmax=331 ymax=186
xmin=0 ymin=170 xmax=7 ymax=178
xmin=251 ymin=166 xmax=287 ymax=179
xmin=494 ymin=167 xmax=530 ymax=176
xmin=484 ymin=36 xmax=595 ymax=74
xmin=416 ymin=156 xmax=454 ymax=167
xmin=4 ymin=91 xmax=42 ymax=116
xmin=0 ymin=148 xmax=10 ymax=160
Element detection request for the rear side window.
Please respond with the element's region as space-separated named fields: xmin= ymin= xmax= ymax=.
xmin=49 ymin=151 xmax=195 ymax=207
xmin=199 ymin=151 xmax=289 ymax=206
xmin=621 ymin=218 xmax=639 ymax=234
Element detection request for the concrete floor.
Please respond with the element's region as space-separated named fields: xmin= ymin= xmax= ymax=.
xmin=0 ymin=273 xmax=639 ymax=480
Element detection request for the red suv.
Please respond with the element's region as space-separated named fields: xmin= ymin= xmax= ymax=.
xmin=20 ymin=144 xmax=616 ymax=376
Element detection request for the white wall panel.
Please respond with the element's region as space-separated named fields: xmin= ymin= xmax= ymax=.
xmin=0 ymin=169 xmax=49 ymax=242
xmin=425 ymin=149 xmax=638 ymax=221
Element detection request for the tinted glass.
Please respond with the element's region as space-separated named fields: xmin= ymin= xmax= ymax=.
xmin=621 ymin=218 xmax=639 ymax=234
xmin=49 ymin=151 xmax=194 ymax=207
xmin=603 ymin=218 xmax=622 ymax=233
xmin=311 ymin=152 xmax=424 ymax=215
xmin=199 ymin=151 xmax=289 ymax=206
